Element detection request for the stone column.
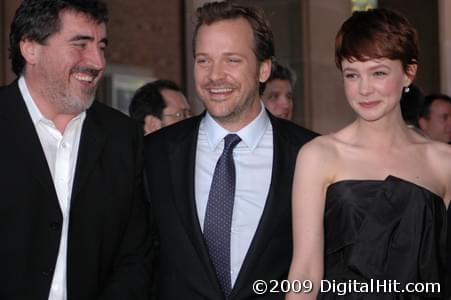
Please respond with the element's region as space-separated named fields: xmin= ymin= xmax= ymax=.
xmin=2 ymin=0 xmax=21 ymax=85
xmin=439 ymin=0 xmax=451 ymax=94
xmin=301 ymin=0 xmax=355 ymax=133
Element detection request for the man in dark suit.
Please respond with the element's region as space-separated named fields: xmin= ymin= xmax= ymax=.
xmin=0 ymin=1 xmax=150 ymax=299
xmin=144 ymin=2 xmax=318 ymax=299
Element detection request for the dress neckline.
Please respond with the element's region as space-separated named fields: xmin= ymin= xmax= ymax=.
xmin=327 ymin=175 xmax=444 ymax=204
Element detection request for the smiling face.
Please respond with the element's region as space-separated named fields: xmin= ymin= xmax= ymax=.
xmin=194 ymin=18 xmax=271 ymax=131
xmin=341 ymin=58 xmax=415 ymax=122
xmin=22 ymin=10 xmax=107 ymax=115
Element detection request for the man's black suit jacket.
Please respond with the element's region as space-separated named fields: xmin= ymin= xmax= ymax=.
xmin=0 ymin=81 xmax=150 ymax=300
xmin=143 ymin=113 xmax=318 ymax=299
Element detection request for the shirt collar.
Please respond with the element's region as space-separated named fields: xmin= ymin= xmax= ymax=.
xmin=19 ymin=76 xmax=44 ymax=125
xmin=18 ymin=75 xmax=86 ymax=126
xmin=203 ymin=102 xmax=270 ymax=151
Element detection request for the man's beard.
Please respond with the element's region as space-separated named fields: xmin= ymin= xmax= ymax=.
xmin=43 ymin=80 xmax=97 ymax=115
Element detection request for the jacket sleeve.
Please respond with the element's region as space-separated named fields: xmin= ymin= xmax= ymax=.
xmin=98 ymin=126 xmax=151 ymax=300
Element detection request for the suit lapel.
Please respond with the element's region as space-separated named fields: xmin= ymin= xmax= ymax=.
xmin=167 ymin=116 xmax=222 ymax=291
xmin=231 ymin=117 xmax=294 ymax=295
xmin=1 ymin=81 xmax=57 ymax=200
xmin=71 ymin=103 xmax=106 ymax=202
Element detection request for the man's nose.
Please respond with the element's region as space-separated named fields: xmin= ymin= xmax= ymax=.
xmin=208 ymin=61 xmax=225 ymax=81
xmin=84 ymin=44 xmax=106 ymax=71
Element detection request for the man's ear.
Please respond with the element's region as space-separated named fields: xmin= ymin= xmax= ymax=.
xmin=144 ymin=115 xmax=162 ymax=135
xmin=418 ymin=117 xmax=428 ymax=131
xmin=258 ymin=59 xmax=272 ymax=83
xmin=20 ymin=39 xmax=39 ymax=65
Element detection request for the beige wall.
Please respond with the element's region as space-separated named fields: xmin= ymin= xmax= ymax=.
xmin=439 ymin=0 xmax=451 ymax=94
xmin=105 ymin=0 xmax=183 ymax=86
xmin=302 ymin=0 xmax=354 ymax=133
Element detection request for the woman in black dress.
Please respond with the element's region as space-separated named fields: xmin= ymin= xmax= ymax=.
xmin=287 ymin=8 xmax=450 ymax=300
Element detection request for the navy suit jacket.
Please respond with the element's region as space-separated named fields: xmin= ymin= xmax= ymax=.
xmin=144 ymin=112 xmax=318 ymax=299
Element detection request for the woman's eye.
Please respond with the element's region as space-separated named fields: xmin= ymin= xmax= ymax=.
xmin=374 ymin=71 xmax=388 ymax=77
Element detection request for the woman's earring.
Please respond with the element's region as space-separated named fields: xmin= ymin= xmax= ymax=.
xmin=404 ymin=86 xmax=410 ymax=93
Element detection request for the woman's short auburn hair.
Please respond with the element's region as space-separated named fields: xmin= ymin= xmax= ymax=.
xmin=335 ymin=8 xmax=419 ymax=73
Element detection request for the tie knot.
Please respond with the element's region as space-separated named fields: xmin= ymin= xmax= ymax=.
xmin=223 ymin=134 xmax=241 ymax=152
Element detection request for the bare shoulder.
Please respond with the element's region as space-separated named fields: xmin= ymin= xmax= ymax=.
xmin=424 ymin=141 xmax=451 ymax=202
xmin=425 ymin=141 xmax=451 ymax=172
xmin=295 ymin=134 xmax=342 ymax=185
xmin=297 ymin=134 xmax=340 ymax=163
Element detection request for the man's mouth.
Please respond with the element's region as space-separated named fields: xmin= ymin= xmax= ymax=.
xmin=71 ymin=67 xmax=101 ymax=84
xmin=73 ymin=73 xmax=95 ymax=83
xmin=208 ymin=88 xmax=233 ymax=94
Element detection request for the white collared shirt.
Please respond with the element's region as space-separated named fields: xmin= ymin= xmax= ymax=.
xmin=19 ymin=76 xmax=85 ymax=300
xmin=195 ymin=104 xmax=273 ymax=286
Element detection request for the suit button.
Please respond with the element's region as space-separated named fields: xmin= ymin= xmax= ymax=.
xmin=50 ymin=221 xmax=61 ymax=230
xmin=42 ymin=270 xmax=51 ymax=276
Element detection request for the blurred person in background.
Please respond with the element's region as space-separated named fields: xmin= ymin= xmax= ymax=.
xmin=260 ymin=61 xmax=294 ymax=120
xmin=418 ymin=93 xmax=451 ymax=144
xmin=129 ymin=79 xmax=191 ymax=135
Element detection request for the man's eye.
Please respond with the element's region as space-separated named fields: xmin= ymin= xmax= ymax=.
xmin=269 ymin=93 xmax=279 ymax=100
xmin=196 ymin=58 xmax=208 ymax=65
xmin=344 ymin=73 xmax=358 ymax=80
xmin=228 ymin=58 xmax=241 ymax=63
xmin=74 ymin=43 xmax=86 ymax=49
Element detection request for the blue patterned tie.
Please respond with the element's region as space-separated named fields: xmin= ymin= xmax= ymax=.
xmin=204 ymin=134 xmax=241 ymax=298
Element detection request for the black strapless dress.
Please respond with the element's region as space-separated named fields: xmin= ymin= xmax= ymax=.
xmin=319 ymin=176 xmax=447 ymax=299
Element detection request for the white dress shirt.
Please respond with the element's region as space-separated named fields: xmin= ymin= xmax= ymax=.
xmin=19 ymin=77 xmax=85 ymax=300
xmin=195 ymin=104 xmax=273 ymax=286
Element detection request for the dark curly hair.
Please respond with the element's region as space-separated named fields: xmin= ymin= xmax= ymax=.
xmin=9 ymin=0 xmax=108 ymax=76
